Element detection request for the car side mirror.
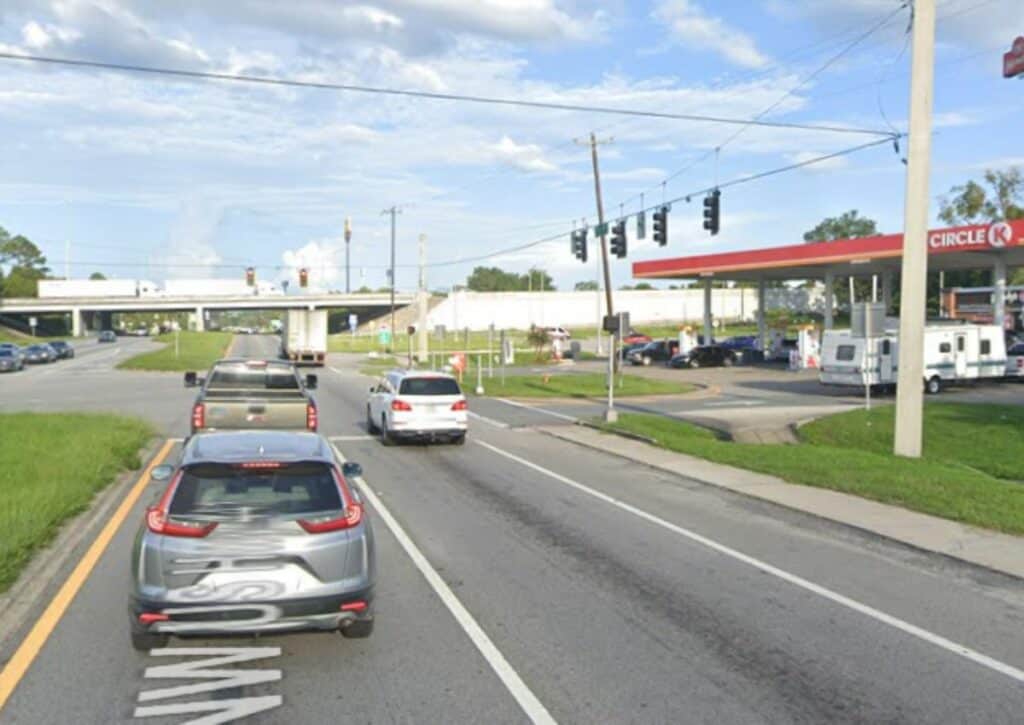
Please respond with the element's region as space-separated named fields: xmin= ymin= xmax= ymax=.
xmin=305 ymin=374 xmax=318 ymax=389
xmin=342 ymin=462 xmax=363 ymax=479
xmin=151 ymin=464 xmax=174 ymax=482
xmin=184 ymin=371 xmax=197 ymax=387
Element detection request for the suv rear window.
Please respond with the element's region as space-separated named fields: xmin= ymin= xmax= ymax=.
xmin=836 ymin=345 xmax=856 ymax=361
xmin=170 ymin=462 xmax=341 ymax=518
xmin=207 ymin=363 xmax=300 ymax=389
xmin=399 ymin=377 xmax=461 ymax=395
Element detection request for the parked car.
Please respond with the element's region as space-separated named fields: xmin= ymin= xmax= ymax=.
xmin=0 ymin=348 xmax=24 ymax=372
xmin=0 ymin=343 xmax=25 ymax=362
xmin=719 ymin=335 xmax=757 ymax=351
xmin=22 ymin=344 xmax=56 ymax=364
xmin=367 ymin=370 xmax=468 ymax=444
xmin=48 ymin=340 xmax=75 ymax=359
xmin=627 ymin=340 xmax=679 ymax=366
xmin=129 ymin=430 xmax=374 ymax=650
xmin=622 ymin=329 xmax=653 ymax=345
xmin=544 ymin=326 xmax=571 ymax=340
xmin=98 ymin=330 xmax=117 ymax=343
xmin=184 ymin=359 xmax=319 ymax=435
xmin=669 ymin=345 xmax=738 ymax=369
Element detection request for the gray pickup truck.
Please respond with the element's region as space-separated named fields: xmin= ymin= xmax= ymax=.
xmin=184 ymin=359 xmax=319 ymax=435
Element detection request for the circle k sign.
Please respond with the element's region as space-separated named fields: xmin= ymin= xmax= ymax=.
xmin=988 ymin=221 xmax=1013 ymax=248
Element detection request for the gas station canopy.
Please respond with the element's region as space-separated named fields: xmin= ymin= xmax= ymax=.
xmin=632 ymin=220 xmax=1024 ymax=282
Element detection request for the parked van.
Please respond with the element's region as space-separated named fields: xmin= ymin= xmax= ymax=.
xmin=820 ymin=322 xmax=1006 ymax=394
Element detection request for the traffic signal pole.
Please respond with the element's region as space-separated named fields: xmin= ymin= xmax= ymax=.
xmin=581 ymin=131 xmax=618 ymax=421
xmin=894 ymin=0 xmax=936 ymax=458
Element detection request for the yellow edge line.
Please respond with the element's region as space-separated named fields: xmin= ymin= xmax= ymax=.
xmin=0 ymin=438 xmax=176 ymax=711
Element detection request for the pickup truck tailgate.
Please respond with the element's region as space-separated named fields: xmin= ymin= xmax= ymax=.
xmin=201 ymin=394 xmax=309 ymax=431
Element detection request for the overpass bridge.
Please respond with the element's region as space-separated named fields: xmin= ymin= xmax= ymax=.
xmin=0 ymin=292 xmax=416 ymax=335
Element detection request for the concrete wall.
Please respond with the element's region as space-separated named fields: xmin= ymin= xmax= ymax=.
xmin=425 ymin=287 xmax=824 ymax=331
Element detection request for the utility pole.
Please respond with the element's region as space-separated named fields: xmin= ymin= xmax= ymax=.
xmin=344 ymin=217 xmax=352 ymax=294
xmin=417 ymin=233 xmax=428 ymax=363
xmin=578 ymin=131 xmax=617 ymax=421
xmin=894 ymin=0 xmax=936 ymax=459
xmin=382 ymin=206 xmax=402 ymax=340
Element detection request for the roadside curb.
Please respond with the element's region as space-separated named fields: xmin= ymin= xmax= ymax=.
xmin=538 ymin=423 xmax=1024 ymax=582
xmin=486 ymin=383 xmax=711 ymax=406
xmin=0 ymin=437 xmax=166 ymax=655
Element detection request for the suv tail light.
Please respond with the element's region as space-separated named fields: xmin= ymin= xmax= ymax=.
xmin=391 ymin=399 xmax=412 ymax=412
xmin=146 ymin=472 xmax=218 ymax=538
xmin=451 ymin=399 xmax=467 ymax=411
xmin=191 ymin=402 xmax=205 ymax=430
xmin=298 ymin=468 xmax=363 ymax=534
xmin=306 ymin=402 xmax=318 ymax=431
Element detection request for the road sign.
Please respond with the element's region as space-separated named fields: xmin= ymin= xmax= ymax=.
xmin=348 ymin=313 xmax=358 ymax=331
xmin=1004 ymin=36 xmax=1024 ymax=79
xmin=378 ymin=327 xmax=391 ymax=345
xmin=594 ymin=222 xmax=608 ymax=237
xmin=28 ymin=316 xmax=37 ymax=328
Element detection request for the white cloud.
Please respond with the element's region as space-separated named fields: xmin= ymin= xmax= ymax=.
xmin=281 ymin=240 xmax=343 ymax=290
xmin=490 ymin=135 xmax=559 ymax=173
xmin=151 ymin=197 xmax=225 ymax=279
xmin=654 ymin=0 xmax=770 ymax=69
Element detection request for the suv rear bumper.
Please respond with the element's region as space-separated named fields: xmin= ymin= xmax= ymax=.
xmin=130 ymin=587 xmax=374 ymax=636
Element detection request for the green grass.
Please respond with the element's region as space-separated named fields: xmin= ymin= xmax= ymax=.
xmin=329 ymin=330 xmax=528 ymax=354
xmin=0 ymin=413 xmax=153 ymax=592
xmin=598 ymin=405 xmax=1024 ymax=535
xmin=117 ymin=331 xmax=233 ymax=372
xmin=476 ymin=372 xmax=695 ymax=399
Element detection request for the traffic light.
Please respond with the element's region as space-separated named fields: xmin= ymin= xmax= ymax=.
xmin=610 ymin=220 xmax=627 ymax=259
xmin=299 ymin=268 xmax=309 ymax=288
xmin=245 ymin=267 xmax=255 ymax=286
xmin=652 ymin=206 xmax=669 ymax=246
xmin=571 ymin=228 xmax=588 ymax=263
xmin=703 ymin=189 xmax=721 ymax=236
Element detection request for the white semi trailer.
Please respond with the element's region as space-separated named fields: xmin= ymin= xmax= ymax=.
xmin=281 ymin=309 xmax=328 ymax=366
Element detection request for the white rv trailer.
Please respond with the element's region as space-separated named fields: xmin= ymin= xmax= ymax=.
xmin=820 ymin=322 xmax=1006 ymax=394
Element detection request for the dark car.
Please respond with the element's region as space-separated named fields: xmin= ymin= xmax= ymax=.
xmin=669 ymin=345 xmax=738 ymax=369
xmin=627 ymin=339 xmax=680 ymax=366
xmin=0 ymin=348 xmax=23 ymax=372
xmin=22 ymin=344 xmax=56 ymax=364
xmin=129 ymin=431 xmax=375 ymax=650
xmin=0 ymin=343 xmax=25 ymax=362
xmin=719 ymin=335 xmax=757 ymax=350
xmin=98 ymin=330 xmax=117 ymax=343
xmin=48 ymin=340 xmax=75 ymax=359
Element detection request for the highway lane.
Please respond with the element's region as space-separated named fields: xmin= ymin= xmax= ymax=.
xmin=2 ymin=334 xmax=1024 ymax=723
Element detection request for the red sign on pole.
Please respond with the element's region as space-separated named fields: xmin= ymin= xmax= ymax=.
xmin=1004 ymin=36 xmax=1024 ymax=79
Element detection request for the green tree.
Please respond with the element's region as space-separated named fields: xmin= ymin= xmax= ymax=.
xmin=526 ymin=325 xmax=548 ymax=360
xmin=802 ymin=210 xmax=878 ymax=243
xmin=574 ymin=280 xmax=599 ymax=291
xmin=89 ymin=271 xmax=107 ymax=280
xmin=938 ymin=168 xmax=1024 ymax=225
xmin=0 ymin=229 xmax=49 ymax=298
xmin=466 ymin=266 xmax=523 ymax=291
xmin=803 ymin=211 xmax=880 ymax=308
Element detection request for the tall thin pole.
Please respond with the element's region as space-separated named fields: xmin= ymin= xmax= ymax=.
xmin=417 ymin=233 xmax=428 ymax=363
xmin=382 ymin=206 xmax=401 ymax=341
xmin=894 ymin=0 xmax=936 ymax=459
xmin=65 ymin=240 xmax=70 ymax=279
xmin=344 ymin=217 xmax=352 ymax=294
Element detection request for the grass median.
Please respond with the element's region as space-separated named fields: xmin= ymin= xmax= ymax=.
xmin=597 ymin=404 xmax=1024 ymax=535
xmin=117 ymin=331 xmax=233 ymax=372
xmin=0 ymin=413 xmax=154 ymax=593
xmin=475 ymin=372 xmax=694 ymax=398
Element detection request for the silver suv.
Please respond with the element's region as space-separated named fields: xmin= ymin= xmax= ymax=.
xmin=129 ymin=430 xmax=375 ymax=650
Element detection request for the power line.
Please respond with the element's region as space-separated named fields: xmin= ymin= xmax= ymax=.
xmin=0 ymin=52 xmax=897 ymax=138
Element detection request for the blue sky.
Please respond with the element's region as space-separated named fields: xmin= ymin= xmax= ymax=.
xmin=0 ymin=0 xmax=1021 ymax=292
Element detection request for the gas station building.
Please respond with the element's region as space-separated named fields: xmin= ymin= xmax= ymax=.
xmin=632 ymin=219 xmax=1024 ymax=351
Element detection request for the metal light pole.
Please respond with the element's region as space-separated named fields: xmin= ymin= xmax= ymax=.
xmin=382 ymin=206 xmax=401 ymax=341
xmin=894 ymin=0 xmax=936 ymax=458
xmin=344 ymin=217 xmax=352 ymax=294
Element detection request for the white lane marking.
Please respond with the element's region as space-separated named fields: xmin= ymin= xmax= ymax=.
xmin=468 ymin=411 xmax=510 ymax=429
xmin=328 ymin=435 xmax=376 ymax=441
xmin=474 ymin=439 xmax=1024 ymax=686
xmin=330 ymin=443 xmax=557 ymax=725
xmin=494 ymin=397 xmax=578 ymax=423
xmin=134 ymin=647 xmax=282 ymax=723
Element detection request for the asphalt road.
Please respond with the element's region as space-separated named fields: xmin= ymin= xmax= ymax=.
xmin=2 ymin=334 xmax=1024 ymax=723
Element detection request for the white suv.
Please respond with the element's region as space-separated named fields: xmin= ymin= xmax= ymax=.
xmin=367 ymin=370 xmax=468 ymax=445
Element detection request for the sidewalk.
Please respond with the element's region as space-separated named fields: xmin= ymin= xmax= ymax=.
xmin=539 ymin=423 xmax=1024 ymax=581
